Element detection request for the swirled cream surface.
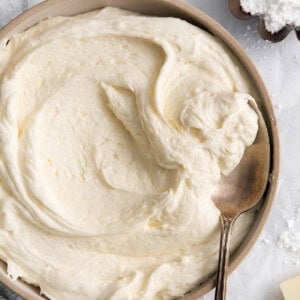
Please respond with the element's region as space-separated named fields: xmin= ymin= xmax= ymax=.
xmin=0 ymin=7 xmax=258 ymax=300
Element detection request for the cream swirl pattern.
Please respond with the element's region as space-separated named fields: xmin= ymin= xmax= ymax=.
xmin=0 ymin=7 xmax=258 ymax=300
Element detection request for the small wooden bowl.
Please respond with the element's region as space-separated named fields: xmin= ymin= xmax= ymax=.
xmin=229 ymin=0 xmax=300 ymax=42
xmin=0 ymin=0 xmax=280 ymax=299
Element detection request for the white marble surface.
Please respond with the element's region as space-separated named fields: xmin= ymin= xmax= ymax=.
xmin=0 ymin=1 xmax=299 ymax=300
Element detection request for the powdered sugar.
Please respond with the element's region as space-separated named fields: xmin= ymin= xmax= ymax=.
xmin=278 ymin=230 xmax=300 ymax=252
xmin=240 ymin=0 xmax=300 ymax=33
xmin=277 ymin=207 xmax=300 ymax=254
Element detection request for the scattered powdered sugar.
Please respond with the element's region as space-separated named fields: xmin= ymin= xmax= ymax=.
xmin=274 ymin=104 xmax=283 ymax=112
xmin=277 ymin=207 xmax=300 ymax=253
xmin=278 ymin=230 xmax=300 ymax=252
xmin=240 ymin=0 xmax=300 ymax=33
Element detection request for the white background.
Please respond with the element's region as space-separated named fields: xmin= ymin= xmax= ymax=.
xmin=0 ymin=1 xmax=299 ymax=300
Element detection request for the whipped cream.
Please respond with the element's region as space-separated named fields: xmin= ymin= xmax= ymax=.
xmin=0 ymin=7 xmax=258 ymax=299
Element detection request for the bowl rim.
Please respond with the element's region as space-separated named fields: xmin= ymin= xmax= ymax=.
xmin=0 ymin=0 xmax=280 ymax=299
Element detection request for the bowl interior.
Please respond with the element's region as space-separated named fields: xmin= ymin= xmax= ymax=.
xmin=0 ymin=1 xmax=279 ymax=299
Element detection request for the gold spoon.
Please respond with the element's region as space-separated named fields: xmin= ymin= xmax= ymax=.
xmin=213 ymin=101 xmax=270 ymax=300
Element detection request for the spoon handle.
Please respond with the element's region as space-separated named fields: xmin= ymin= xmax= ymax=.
xmin=214 ymin=215 xmax=237 ymax=300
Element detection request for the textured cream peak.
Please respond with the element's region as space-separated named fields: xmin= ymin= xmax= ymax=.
xmin=0 ymin=7 xmax=258 ymax=300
